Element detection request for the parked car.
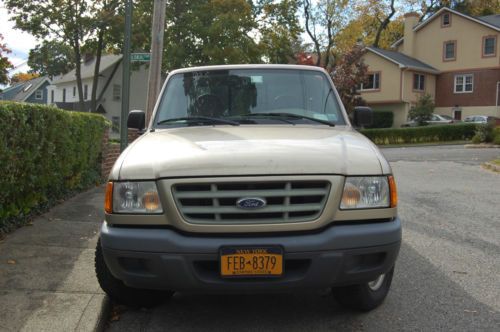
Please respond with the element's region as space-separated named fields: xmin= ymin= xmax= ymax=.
xmin=96 ymin=64 xmax=401 ymax=312
xmin=464 ymin=115 xmax=500 ymax=125
xmin=403 ymin=113 xmax=457 ymax=127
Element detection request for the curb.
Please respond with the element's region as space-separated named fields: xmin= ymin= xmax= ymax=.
xmin=482 ymin=162 xmax=500 ymax=173
xmin=75 ymin=294 xmax=111 ymax=332
xmin=464 ymin=144 xmax=500 ymax=149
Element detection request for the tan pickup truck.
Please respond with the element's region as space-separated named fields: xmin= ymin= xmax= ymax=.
xmin=96 ymin=64 xmax=401 ymax=311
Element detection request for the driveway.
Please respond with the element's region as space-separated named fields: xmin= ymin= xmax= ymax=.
xmin=106 ymin=146 xmax=500 ymax=331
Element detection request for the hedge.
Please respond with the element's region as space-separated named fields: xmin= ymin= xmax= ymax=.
xmin=366 ymin=111 xmax=394 ymax=129
xmin=360 ymin=123 xmax=478 ymax=145
xmin=0 ymin=101 xmax=109 ymax=233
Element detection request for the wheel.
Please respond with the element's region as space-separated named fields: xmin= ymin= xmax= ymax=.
xmin=95 ymin=238 xmax=173 ymax=308
xmin=332 ymin=266 xmax=395 ymax=312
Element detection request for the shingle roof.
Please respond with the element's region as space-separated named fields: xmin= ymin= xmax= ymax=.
xmin=52 ymin=54 xmax=122 ymax=84
xmin=1 ymin=76 xmax=50 ymax=101
xmin=477 ymin=14 xmax=500 ymax=28
xmin=366 ymin=47 xmax=440 ymax=74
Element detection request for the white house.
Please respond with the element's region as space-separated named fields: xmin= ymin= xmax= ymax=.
xmin=48 ymin=54 xmax=149 ymax=137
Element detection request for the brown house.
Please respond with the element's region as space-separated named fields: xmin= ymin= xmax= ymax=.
xmin=360 ymin=7 xmax=500 ymax=127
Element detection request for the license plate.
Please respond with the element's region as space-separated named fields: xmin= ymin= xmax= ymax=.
xmin=220 ymin=247 xmax=283 ymax=277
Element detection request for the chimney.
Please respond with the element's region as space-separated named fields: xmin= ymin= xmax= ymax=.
xmin=402 ymin=12 xmax=419 ymax=57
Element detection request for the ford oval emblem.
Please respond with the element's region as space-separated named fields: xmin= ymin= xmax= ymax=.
xmin=236 ymin=197 xmax=267 ymax=210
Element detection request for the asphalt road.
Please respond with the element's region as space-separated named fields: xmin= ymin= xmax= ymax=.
xmin=106 ymin=145 xmax=500 ymax=332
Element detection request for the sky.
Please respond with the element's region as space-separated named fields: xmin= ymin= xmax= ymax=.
xmin=0 ymin=3 xmax=38 ymax=78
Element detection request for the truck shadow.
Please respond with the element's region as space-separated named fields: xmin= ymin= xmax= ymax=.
xmin=108 ymin=243 xmax=499 ymax=331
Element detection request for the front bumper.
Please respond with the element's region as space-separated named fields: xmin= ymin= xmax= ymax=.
xmin=100 ymin=218 xmax=401 ymax=292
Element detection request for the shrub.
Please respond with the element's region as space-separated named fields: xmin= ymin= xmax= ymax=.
xmin=0 ymin=101 xmax=109 ymax=233
xmin=471 ymin=134 xmax=482 ymax=144
xmin=366 ymin=111 xmax=394 ymax=129
xmin=493 ymin=127 xmax=500 ymax=145
xmin=408 ymin=93 xmax=434 ymax=126
xmin=473 ymin=123 xmax=495 ymax=143
xmin=360 ymin=123 xmax=478 ymax=145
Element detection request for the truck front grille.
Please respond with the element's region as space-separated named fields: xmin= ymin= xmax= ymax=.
xmin=172 ymin=180 xmax=331 ymax=224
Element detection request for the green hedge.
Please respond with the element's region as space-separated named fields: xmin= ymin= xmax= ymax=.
xmin=0 ymin=102 xmax=109 ymax=233
xmin=366 ymin=111 xmax=394 ymax=129
xmin=360 ymin=123 xmax=478 ymax=145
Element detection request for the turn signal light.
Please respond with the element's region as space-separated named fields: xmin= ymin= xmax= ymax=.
xmin=388 ymin=175 xmax=398 ymax=208
xmin=105 ymin=182 xmax=113 ymax=214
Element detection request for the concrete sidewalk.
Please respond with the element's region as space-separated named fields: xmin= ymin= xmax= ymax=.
xmin=0 ymin=186 xmax=109 ymax=332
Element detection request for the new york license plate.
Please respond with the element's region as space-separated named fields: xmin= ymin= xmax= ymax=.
xmin=220 ymin=247 xmax=283 ymax=277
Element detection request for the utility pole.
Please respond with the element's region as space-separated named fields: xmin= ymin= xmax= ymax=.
xmin=145 ymin=0 xmax=167 ymax=125
xmin=120 ymin=0 xmax=133 ymax=152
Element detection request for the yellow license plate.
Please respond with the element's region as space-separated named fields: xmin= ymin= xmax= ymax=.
xmin=220 ymin=247 xmax=283 ymax=277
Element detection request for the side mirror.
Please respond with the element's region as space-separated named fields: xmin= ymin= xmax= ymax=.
xmin=127 ymin=110 xmax=146 ymax=130
xmin=353 ymin=106 xmax=373 ymax=128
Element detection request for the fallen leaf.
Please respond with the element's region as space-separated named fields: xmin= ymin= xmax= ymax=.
xmin=464 ymin=309 xmax=477 ymax=313
xmin=453 ymin=270 xmax=467 ymax=275
xmin=7 ymin=259 xmax=16 ymax=265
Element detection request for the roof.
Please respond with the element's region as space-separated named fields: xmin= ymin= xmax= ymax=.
xmin=392 ymin=7 xmax=500 ymax=48
xmin=0 ymin=76 xmax=50 ymax=101
xmin=52 ymin=54 xmax=122 ymax=84
xmin=366 ymin=47 xmax=440 ymax=74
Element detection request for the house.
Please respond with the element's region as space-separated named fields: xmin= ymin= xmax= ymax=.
xmin=0 ymin=76 xmax=51 ymax=104
xmin=48 ymin=54 xmax=149 ymax=136
xmin=360 ymin=8 xmax=500 ymax=127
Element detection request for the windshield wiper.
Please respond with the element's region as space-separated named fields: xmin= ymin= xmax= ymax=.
xmin=241 ymin=113 xmax=335 ymax=127
xmin=157 ymin=116 xmax=240 ymax=126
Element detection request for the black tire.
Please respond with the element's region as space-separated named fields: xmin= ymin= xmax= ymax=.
xmin=332 ymin=266 xmax=395 ymax=312
xmin=95 ymin=238 xmax=173 ymax=308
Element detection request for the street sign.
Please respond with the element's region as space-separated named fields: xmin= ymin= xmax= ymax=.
xmin=131 ymin=53 xmax=151 ymax=62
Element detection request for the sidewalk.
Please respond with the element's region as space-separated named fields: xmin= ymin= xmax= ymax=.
xmin=0 ymin=186 xmax=109 ymax=332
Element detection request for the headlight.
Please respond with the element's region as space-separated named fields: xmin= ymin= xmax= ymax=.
xmin=109 ymin=181 xmax=163 ymax=214
xmin=340 ymin=176 xmax=396 ymax=209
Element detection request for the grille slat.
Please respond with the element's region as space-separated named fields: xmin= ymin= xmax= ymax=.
xmin=173 ymin=180 xmax=330 ymax=224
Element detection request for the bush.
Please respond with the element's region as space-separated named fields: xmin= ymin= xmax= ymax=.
xmin=473 ymin=123 xmax=495 ymax=143
xmin=493 ymin=127 xmax=500 ymax=145
xmin=0 ymin=102 xmax=109 ymax=233
xmin=360 ymin=123 xmax=478 ymax=145
xmin=366 ymin=111 xmax=394 ymax=129
xmin=408 ymin=93 xmax=434 ymax=126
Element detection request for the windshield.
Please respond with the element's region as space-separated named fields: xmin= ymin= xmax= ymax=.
xmin=154 ymin=69 xmax=346 ymax=127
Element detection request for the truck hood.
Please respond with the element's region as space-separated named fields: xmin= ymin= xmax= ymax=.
xmin=112 ymin=126 xmax=389 ymax=180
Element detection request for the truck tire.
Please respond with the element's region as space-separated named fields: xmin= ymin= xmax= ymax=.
xmin=332 ymin=266 xmax=395 ymax=311
xmin=95 ymin=238 xmax=173 ymax=308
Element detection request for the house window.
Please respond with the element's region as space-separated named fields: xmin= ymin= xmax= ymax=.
xmin=35 ymin=89 xmax=43 ymax=100
xmin=359 ymin=72 xmax=381 ymax=91
xmin=62 ymin=88 xmax=66 ymax=102
xmin=413 ymin=74 xmax=425 ymax=91
xmin=84 ymin=85 xmax=88 ymax=100
xmin=483 ymin=36 xmax=497 ymax=57
xmin=441 ymin=13 xmax=451 ymax=27
xmin=454 ymin=74 xmax=473 ymax=93
xmin=51 ymin=90 xmax=54 ymax=103
xmin=443 ymin=41 xmax=456 ymax=61
xmin=112 ymin=116 xmax=120 ymax=133
xmin=113 ymin=84 xmax=121 ymax=101
xmin=73 ymin=86 xmax=76 ymax=97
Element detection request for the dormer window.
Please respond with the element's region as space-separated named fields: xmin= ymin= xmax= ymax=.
xmin=441 ymin=13 xmax=451 ymax=27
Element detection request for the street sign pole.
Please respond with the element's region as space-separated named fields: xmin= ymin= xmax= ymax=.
xmin=145 ymin=0 xmax=167 ymax=125
xmin=120 ymin=0 xmax=133 ymax=152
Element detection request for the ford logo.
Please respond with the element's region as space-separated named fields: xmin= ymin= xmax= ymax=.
xmin=236 ymin=197 xmax=267 ymax=210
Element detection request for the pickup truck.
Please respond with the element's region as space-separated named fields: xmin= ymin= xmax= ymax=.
xmin=96 ymin=64 xmax=401 ymax=311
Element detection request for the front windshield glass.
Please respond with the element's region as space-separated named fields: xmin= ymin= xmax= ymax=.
xmin=154 ymin=69 xmax=346 ymax=127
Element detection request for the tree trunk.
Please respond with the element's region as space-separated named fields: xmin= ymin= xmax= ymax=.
xmin=373 ymin=0 xmax=396 ymax=48
xmin=91 ymin=28 xmax=104 ymax=113
xmin=73 ymin=34 xmax=85 ymax=113
xmin=304 ymin=0 xmax=322 ymax=67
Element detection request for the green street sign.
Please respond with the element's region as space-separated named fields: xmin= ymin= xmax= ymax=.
xmin=131 ymin=53 xmax=151 ymax=62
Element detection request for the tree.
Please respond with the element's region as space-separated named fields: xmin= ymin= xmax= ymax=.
xmin=409 ymin=93 xmax=435 ymax=125
xmin=6 ymin=0 xmax=92 ymax=112
xmin=256 ymin=0 xmax=303 ymax=64
xmin=407 ymin=0 xmax=500 ymax=21
xmin=10 ymin=72 xmax=40 ymax=84
xmin=0 ymin=34 xmax=13 ymax=85
xmin=28 ymin=41 xmax=74 ymax=78
xmin=330 ymin=45 xmax=368 ymax=113
xmin=303 ymin=0 xmax=350 ymax=69
xmin=373 ymin=0 xmax=396 ymax=48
